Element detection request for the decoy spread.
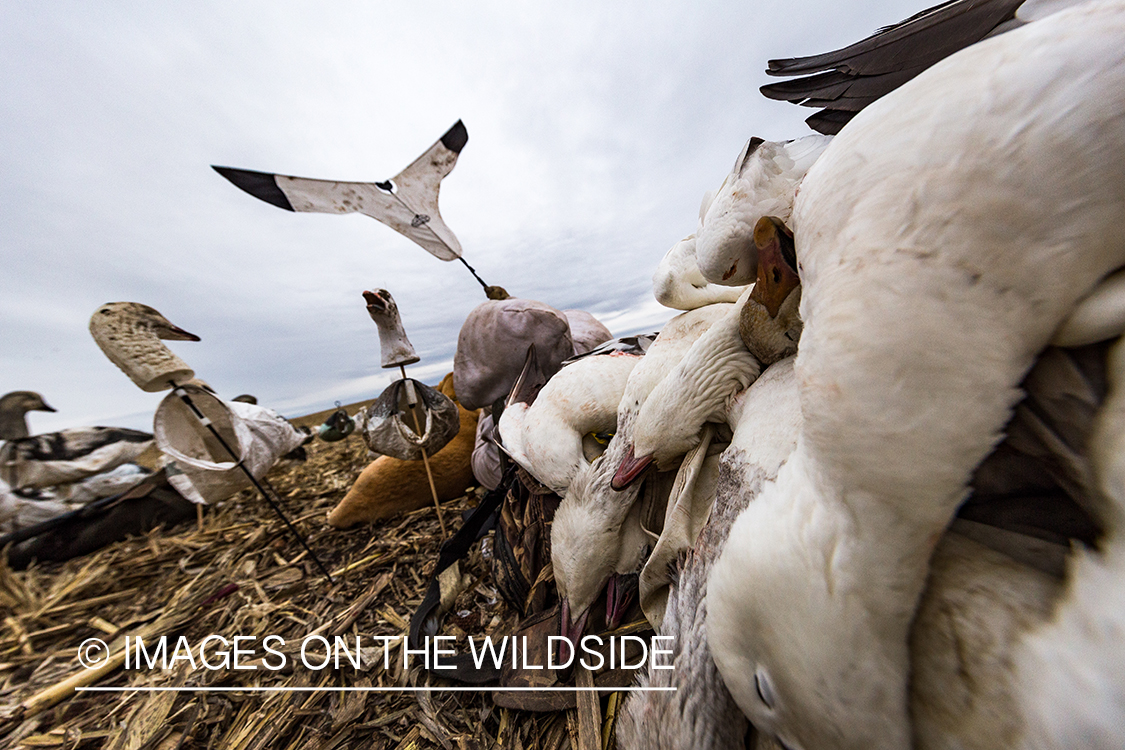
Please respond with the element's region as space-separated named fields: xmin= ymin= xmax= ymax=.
xmin=11 ymin=1 xmax=1125 ymax=747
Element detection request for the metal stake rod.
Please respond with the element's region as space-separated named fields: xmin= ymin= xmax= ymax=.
xmin=173 ymin=387 xmax=335 ymax=584
xmin=399 ymin=366 xmax=446 ymax=538
xmin=387 ymin=190 xmax=493 ymax=296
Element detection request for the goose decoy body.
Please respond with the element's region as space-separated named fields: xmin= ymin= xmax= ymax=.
xmin=213 ymin=121 xmax=468 ymax=260
xmin=327 ymin=373 xmax=479 ymax=527
xmin=0 ymin=390 xmax=153 ymax=492
xmin=90 ymin=302 xmax=309 ymax=505
xmin=704 ymin=4 xmax=1125 ymax=748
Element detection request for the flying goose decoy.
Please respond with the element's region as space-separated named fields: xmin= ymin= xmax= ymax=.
xmin=213 ymin=121 xmax=503 ymax=295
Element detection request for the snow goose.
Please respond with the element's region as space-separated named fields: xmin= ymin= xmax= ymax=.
xmin=497 ymin=347 xmax=642 ymax=496
xmin=694 ymin=135 xmax=831 ymax=289
xmin=1014 ymin=335 xmax=1125 ymax=747
xmin=550 ymin=303 xmax=733 ymax=644
xmin=617 ymin=216 xmax=802 ymax=485
xmin=621 ymin=354 xmax=1084 ymax=750
xmin=619 ymin=357 xmax=801 ymax=750
xmin=704 ymin=4 xmax=1125 ymax=749
xmin=652 ymin=234 xmax=748 ymax=311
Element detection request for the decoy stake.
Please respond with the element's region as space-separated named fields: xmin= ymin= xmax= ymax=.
xmin=171 ymin=386 xmax=335 ymax=584
xmin=400 ymin=365 xmax=447 ymax=538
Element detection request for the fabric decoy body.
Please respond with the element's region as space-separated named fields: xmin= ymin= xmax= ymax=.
xmin=327 ymin=373 xmax=479 ymax=527
xmin=90 ymin=302 xmax=308 ymax=506
xmin=0 ymin=390 xmax=157 ymax=537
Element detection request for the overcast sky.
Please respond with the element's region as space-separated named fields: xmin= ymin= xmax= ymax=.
xmin=2 ymin=0 xmax=922 ymax=433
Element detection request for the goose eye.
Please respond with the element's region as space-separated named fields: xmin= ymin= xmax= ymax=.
xmin=754 ymin=667 xmax=776 ymax=709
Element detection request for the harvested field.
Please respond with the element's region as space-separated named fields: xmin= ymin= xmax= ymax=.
xmin=0 ymin=407 xmax=613 ymax=750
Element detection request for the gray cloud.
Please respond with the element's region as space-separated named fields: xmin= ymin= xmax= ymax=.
xmin=1 ymin=0 xmax=922 ymax=432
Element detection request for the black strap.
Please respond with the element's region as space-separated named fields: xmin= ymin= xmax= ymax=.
xmin=406 ymin=464 xmax=514 ymax=684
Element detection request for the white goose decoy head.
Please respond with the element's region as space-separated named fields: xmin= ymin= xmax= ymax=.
xmin=362 ymin=288 xmax=420 ymax=368
xmin=89 ymin=302 xmax=200 ymax=392
xmin=0 ymin=391 xmax=57 ymax=440
xmin=695 ymin=134 xmax=832 ymax=288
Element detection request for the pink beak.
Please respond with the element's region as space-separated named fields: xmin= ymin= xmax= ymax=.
xmin=557 ymin=598 xmax=591 ymax=665
xmin=611 ymin=445 xmax=653 ymax=491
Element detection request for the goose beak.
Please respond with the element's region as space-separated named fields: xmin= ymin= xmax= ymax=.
xmin=505 ymin=344 xmax=548 ymax=409
xmin=749 ymin=216 xmax=800 ymax=318
xmin=35 ymin=399 xmax=57 ymax=413
xmin=158 ymin=323 xmax=201 ymax=342
xmin=363 ymin=289 xmax=393 ymax=319
xmin=605 ymin=572 xmax=638 ymax=630
xmin=557 ymin=598 xmax=591 ymax=665
xmin=611 ymin=444 xmax=653 ymax=491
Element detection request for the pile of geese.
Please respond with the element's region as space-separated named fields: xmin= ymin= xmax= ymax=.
xmin=495 ymin=1 xmax=1125 ymax=747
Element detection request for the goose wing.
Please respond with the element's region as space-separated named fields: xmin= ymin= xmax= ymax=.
xmin=212 ymin=120 xmax=467 ymax=260
xmin=761 ymin=0 xmax=1026 ymax=134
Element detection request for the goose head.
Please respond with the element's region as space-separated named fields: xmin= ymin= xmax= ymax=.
xmin=695 ymin=134 xmax=831 ymax=287
xmin=617 ymin=220 xmax=801 ymax=484
xmin=497 ymin=346 xmax=640 ymax=495
xmin=0 ymin=391 xmax=57 ymax=440
xmin=706 ymin=457 xmax=915 ymax=750
xmin=552 ymin=446 xmax=650 ymax=656
xmin=363 ymin=288 xmax=421 ymax=368
xmin=89 ymin=302 xmax=200 ymax=392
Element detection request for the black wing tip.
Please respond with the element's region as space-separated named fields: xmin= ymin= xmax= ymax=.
xmin=441 ymin=120 xmax=469 ymax=154
xmin=804 ymin=110 xmax=852 ymax=135
xmin=211 ymin=165 xmax=295 ymax=212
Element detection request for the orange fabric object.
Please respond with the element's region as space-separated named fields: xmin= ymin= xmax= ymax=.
xmin=327 ymin=373 xmax=479 ymax=528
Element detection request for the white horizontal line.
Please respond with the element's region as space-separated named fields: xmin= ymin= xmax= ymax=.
xmin=76 ymin=686 xmax=676 ymax=693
